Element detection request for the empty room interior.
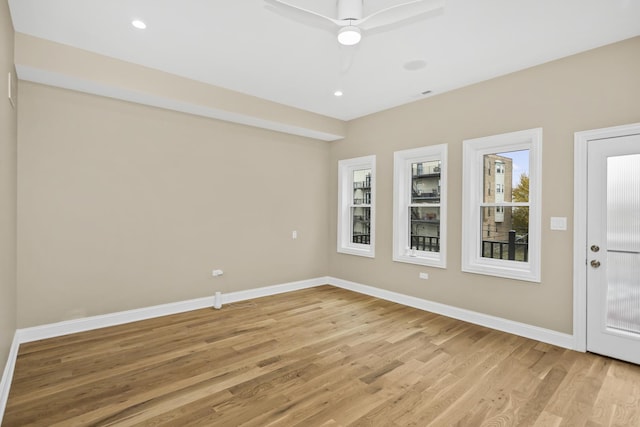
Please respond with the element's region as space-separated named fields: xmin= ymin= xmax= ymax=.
xmin=1 ymin=0 xmax=640 ymax=425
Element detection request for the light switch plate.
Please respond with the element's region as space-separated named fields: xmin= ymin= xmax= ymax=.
xmin=550 ymin=217 xmax=567 ymax=231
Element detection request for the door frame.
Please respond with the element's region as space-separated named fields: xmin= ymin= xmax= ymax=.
xmin=573 ymin=122 xmax=640 ymax=352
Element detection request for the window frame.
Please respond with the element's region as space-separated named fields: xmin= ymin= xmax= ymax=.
xmin=393 ymin=144 xmax=448 ymax=268
xmin=337 ymin=155 xmax=376 ymax=258
xmin=461 ymin=128 xmax=542 ymax=282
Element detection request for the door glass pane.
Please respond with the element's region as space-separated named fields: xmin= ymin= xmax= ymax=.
xmin=412 ymin=160 xmax=441 ymax=205
xmin=409 ymin=206 xmax=440 ymax=252
xmin=606 ymin=154 xmax=640 ymax=334
xmin=481 ymin=206 xmax=529 ymax=262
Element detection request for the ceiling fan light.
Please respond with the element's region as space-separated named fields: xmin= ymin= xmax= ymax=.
xmin=338 ymin=26 xmax=361 ymax=46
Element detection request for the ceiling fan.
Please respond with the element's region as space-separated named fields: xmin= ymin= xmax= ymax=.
xmin=265 ymin=0 xmax=444 ymax=46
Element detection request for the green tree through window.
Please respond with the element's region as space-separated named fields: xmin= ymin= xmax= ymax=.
xmin=512 ymin=173 xmax=529 ymax=235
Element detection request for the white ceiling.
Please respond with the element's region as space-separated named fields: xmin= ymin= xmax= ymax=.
xmin=8 ymin=0 xmax=640 ymax=121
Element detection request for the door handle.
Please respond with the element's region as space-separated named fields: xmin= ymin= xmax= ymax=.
xmin=590 ymin=245 xmax=600 ymax=252
xmin=590 ymin=259 xmax=601 ymax=268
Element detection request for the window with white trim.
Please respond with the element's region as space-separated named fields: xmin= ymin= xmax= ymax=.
xmin=462 ymin=128 xmax=542 ymax=282
xmin=393 ymin=144 xmax=447 ymax=268
xmin=337 ymin=155 xmax=375 ymax=257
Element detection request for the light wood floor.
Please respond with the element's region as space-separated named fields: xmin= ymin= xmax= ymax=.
xmin=4 ymin=285 xmax=640 ymax=426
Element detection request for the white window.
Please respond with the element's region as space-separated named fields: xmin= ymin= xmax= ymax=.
xmin=462 ymin=128 xmax=542 ymax=282
xmin=337 ymin=155 xmax=375 ymax=257
xmin=393 ymin=144 xmax=447 ymax=268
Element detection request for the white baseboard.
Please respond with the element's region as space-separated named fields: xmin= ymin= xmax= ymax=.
xmin=17 ymin=295 xmax=215 ymax=344
xmin=1 ymin=274 xmax=576 ymax=423
xmin=326 ymin=276 xmax=575 ymax=350
xmin=223 ymin=277 xmax=327 ymax=304
xmin=0 ymin=332 xmax=20 ymax=426
xmin=16 ymin=276 xmax=573 ymax=349
xmin=17 ymin=277 xmax=327 ymax=344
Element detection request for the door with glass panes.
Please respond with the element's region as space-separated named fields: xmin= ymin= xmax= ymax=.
xmin=586 ymin=133 xmax=640 ymax=365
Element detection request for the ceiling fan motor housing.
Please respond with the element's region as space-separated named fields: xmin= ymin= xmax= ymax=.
xmin=337 ymin=0 xmax=363 ymax=21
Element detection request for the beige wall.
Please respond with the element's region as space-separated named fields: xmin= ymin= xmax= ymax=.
xmin=0 ymin=0 xmax=17 ymax=367
xmin=12 ymin=33 xmax=640 ymax=333
xmin=329 ymin=36 xmax=640 ymax=334
xmin=17 ymin=82 xmax=330 ymax=327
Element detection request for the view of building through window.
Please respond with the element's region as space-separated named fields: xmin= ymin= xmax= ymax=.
xmin=482 ymin=149 xmax=530 ymax=261
xmin=351 ymin=168 xmax=371 ymax=245
xmin=410 ymin=160 xmax=441 ymax=253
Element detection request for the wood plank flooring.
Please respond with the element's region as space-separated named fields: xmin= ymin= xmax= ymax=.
xmin=4 ymin=285 xmax=640 ymax=426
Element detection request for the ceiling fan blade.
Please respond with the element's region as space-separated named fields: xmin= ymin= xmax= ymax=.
xmin=264 ymin=0 xmax=342 ymax=28
xmin=339 ymin=44 xmax=358 ymax=74
xmin=364 ymin=8 xmax=444 ymax=37
xmin=358 ymin=0 xmax=444 ymax=30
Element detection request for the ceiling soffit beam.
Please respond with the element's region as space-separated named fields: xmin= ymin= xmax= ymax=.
xmin=13 ymin=33 xmax=346 ymax=142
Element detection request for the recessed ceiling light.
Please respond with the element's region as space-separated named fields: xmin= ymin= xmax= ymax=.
xmin=131 ymin=20 xmax=147 ymax=29
xmin=334 ymin=90 xmax=343 ymax=97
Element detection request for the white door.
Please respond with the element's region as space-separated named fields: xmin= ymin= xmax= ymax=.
xmin=587 ymin=133 xmax=640 ymax=364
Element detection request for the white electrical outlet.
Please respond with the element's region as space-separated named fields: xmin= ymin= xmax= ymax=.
xmin=419 ymin=272 xmax=429 ymax=280
xmin=212 ymin=269 xmax=224 ymax=277
xmin=292 ymin=230 xmax=298 ymax=240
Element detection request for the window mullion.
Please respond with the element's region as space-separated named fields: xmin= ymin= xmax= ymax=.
xmin=480 ymin=202 xmax=530 ymax=207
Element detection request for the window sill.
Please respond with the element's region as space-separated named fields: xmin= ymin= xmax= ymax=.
xmin=393 ymin=253 xmax=445 ymax=269
xmin=338 ymin=246 xmax=375 ymax=258
xmin=462 ymin=260 xmax=540 ymax=282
